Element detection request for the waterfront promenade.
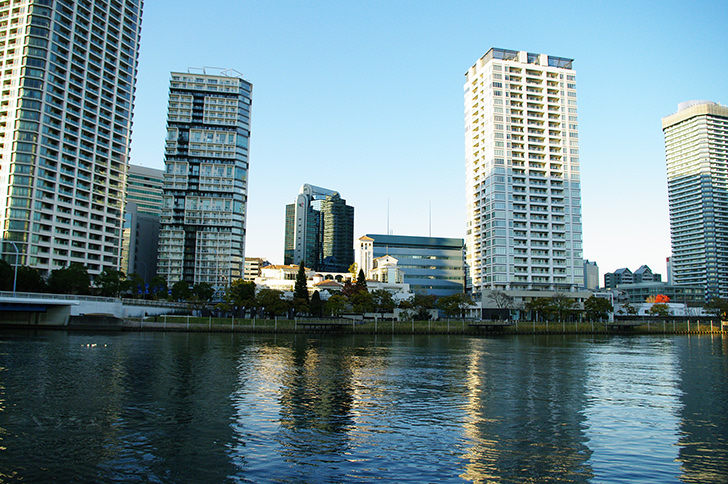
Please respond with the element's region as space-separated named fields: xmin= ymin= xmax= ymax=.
xmin=2 ymin=291 xmax=724 ymax=335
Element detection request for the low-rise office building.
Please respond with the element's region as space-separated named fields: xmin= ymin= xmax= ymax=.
xmin=359 ymin=235 xmax=464 ymax=296
xmin=244 ymin=257 xmax=270 ymax=282
xmin=254 ymin=262 xmax=412 ymax=302
xmin=610 ymin=281 xmax=704 ymax=307
xmin=254 ymin=264 xmax=351 ymax=295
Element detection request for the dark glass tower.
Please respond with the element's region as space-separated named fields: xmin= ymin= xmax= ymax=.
xmin=284 ymin=184 xmax=353 ymax=272
xmin=320 ymin=193 xmax=354 ymax=272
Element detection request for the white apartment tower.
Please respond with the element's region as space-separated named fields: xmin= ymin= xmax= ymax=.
xmin=663 ymin=101 xmax=728 ymax=300
xmin=465 ymin=48 xmax=583 ymax=296
xmin=0 ymin=0 xmax=143 ymax=275
xmin=157 ymin=69 xmax=252 ymax=291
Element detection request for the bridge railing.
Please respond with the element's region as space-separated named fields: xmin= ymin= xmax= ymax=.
xmin=0 ymin=291 xmax=187 ymax=309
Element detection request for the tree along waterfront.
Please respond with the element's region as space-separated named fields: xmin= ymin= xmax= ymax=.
xmin=126 ymin=315 xmax=726 ymax=335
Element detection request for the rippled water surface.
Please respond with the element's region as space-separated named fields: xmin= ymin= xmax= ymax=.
xmin=0 ymin=331 xmax=726 ymax=483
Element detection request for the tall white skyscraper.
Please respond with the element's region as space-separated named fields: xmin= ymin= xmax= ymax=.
xmin=663 ymin=101 xmax=728 ymax=300
xmin=0 ymin=0 xmax=143 ymax=275
xmin=157 ymin=69 xmax=252 ymax=291
xmin=464 ymin=48 xmax=583 ymax=298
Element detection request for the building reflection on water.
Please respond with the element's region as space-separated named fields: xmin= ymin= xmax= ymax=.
xmin=460 ymin=336 xmax=593 ymax=482
xmin=2 ymin=331 xmax=727 ymax=483
xmin=229 ymin=335 xmax=399 ymax=481
xmin=581 ymin=336 xmax=684 ymax=482
xmin=0 ymin=331 xmax=241 ymax=483
xmin=98 ymin=332 xmax=241 ymax=483
xmin=675 ymin=335 xmax=728 ymax=483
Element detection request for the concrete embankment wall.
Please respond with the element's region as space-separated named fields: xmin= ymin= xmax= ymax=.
xmin=0 ymin=292 xmax=188 ymax=329
xmin=72 ymin=300 xmax=184 ymax=319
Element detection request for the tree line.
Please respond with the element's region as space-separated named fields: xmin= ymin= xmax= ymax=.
xmin=0 ymin=261 xmax=474 ymax=319
xmin=220 ymin=266 xmax=474 ymax=320
xmin=5 ymin=260 xmax=725 ymax=321
xmin=0 ymin=260 xmax=206 ymax=301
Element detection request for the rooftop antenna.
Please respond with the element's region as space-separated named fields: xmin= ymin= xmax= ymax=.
xmin=387 ymin=198 xmax=390 ymax=236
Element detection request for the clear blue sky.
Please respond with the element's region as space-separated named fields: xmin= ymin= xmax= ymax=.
xmin=129 ymin=0 xmax=727 ymax=278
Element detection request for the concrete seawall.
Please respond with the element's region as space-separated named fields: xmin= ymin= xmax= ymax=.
xmin=111 ymin=318 xmax=726 ymax=336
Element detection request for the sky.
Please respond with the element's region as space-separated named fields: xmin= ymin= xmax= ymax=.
xmin=128 ymin=0 xmax=727 ymax=278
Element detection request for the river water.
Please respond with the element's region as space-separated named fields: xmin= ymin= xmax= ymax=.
xmin=0 ymin=330 xmax=726 ymax=483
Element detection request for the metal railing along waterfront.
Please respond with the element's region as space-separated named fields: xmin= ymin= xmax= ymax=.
xmin=121 ymin=316 xmax=727 ymax=335
xmin=0 ymin=291 xmax=188 ymax=309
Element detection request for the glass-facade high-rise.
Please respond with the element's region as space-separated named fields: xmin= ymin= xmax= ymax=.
xmin=284 ymin=184 xmax=353 ymax=272
xmin=125 ymin=163 xmax=163 ymax=216
xmin=0 ymin=0 xmax=143 ymax=275
xmin=320 ymin=193 xmax=354 ymax=272
xmin=464 ymin=48 xmax=584 ymax=297
xmin=663 ymin=101 xmax=728 ymax=300
xmin=157 ymin=69 xmax=252 ymax=291
xmin=363 ymin=234 xmax=465 ymax=296
xmin=121 ymin=164 xmax=162 ymax=282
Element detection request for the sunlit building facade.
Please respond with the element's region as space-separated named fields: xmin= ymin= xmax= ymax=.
xmin=663 ymin=101 xmax=728 ymax=300
xmin=157 ymin=69 xmax=252 ymax=290
xmin=361 ymin=234 xmax=465 ymax=296
xmin=243 ymin=256 xmax=268 ymax=282
xmin=583 ymin=259 xmax=599 ymax=291
xmin=0 ymin=0 xmax=143 ymax=275
xmin=464 ymin=48 xmax=584 ymax=298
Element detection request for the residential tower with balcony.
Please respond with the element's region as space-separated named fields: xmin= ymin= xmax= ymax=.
xmin=157 ymin=69 xmax=252 ymax=291
xmin=0 ymin=0 xmax=143 ymax=275
xmin=464 ymin=48 xmax=584 ymax=302
xmin=663 ymin=101 xmax=728 ymax=300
